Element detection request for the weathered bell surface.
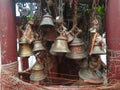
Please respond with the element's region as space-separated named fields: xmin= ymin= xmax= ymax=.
xmin=92 ymin=42 xmax=105 ymax=55
xmin=40 ymin=13 xmax=54 ymax=27
xmin=50 ymin=43 xmax=57 ymax=55
xmin=18 ymin=43 xmax=33 ymax=57
xmin=66 ymin=37 xmax=87 ymax=59
xmin=32 ymin=61 xmax=44 ymax=70
xmin=30 ymin=70 xmax=46 ymax=82
xmin=50 ymin=35 xmax=70 ymax=53
xmin=30 ymin=61 xmax=46 ymax=82
xmin=33 ymin=40 xmax=45 ymax=52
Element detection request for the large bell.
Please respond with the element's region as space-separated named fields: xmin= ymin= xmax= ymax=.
xmin=33 ymin=40 xmax=45 ymax=52
xmin=91 ymin=42 xmax=105 ymax=55
xmin=30 ymin=60 xmax=46 ymax=83
xmin=50 ymin=34 xmax=70 ymax=53
xmin=18 ymin=43 xmax=33 ymax=57
xmin=40 ymin=13 xmax=54 ymax=27
xmin=66 ymin=37 xmax=87 ymax=59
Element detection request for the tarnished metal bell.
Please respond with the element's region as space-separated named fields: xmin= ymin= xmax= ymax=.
xmin=91 ymin=42 xmax=105 ymax=55
xmin=19 ymin=43 xmax=33 ymax=57
xmin=66 ymin=37 xmax=87 ymax=59
xmin=50 ymin=34 xmax=70 ymax=53
xmin=30 ymin=60 xmax=46 ymax=83
xmin=50 ymin=43 xmax=57 ymax=55
xmin=40 ymin=13 xmax=54 ymax=27
xmin=33 ymin=40 xmax=45 ymax=52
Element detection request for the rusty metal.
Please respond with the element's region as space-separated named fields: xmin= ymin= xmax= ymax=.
xmin=66 ymin=37 xmax=87 ymax=59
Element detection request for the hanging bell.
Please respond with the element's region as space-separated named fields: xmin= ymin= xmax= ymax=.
xmin=66 ymin=37 xmax=87 ymax=59
xmin=33 ymin=40 xmax=45 ymax=52
xmin=50 ymin=43 xmax=57 ymax=55
xmin=18 ymin=43 xmax=33 ymax=57
xmin=30 ymin=60 xmax=46 ymax=83
xmin=50 ymin=34 xmax=70 ymax=53
xmin=91 ymin=42 xmax=105 ymax=55
xmin=40 ymin=13 xmax=54 ymax=27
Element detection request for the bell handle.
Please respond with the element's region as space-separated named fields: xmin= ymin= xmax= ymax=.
xmin=73 ymin=26 xmax=82 ymax=37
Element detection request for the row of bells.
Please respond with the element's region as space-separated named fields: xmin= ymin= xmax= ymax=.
xmin=18 ymin=13 xmax=105 ymax=58
xmin=18 ymin=34 xmax=105 ymax=59
xmin=18 ymin=13 xmax=54 ymax=57
xmin=39 ymin=13 xmax=105 ymax=56
xmin=19 ymin=39 xmax=46 ymax=57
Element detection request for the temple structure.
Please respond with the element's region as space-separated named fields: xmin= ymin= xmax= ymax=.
xmin=0 ymin=0 xmax=120 ymax=89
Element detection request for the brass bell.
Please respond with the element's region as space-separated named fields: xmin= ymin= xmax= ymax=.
xmin=66 ymin=37 xmax=87 ymax=59
xmin=18 ymin=43 xmax=33 ymax=57
xmin=30 ymin=60 xmax=46 ymax=83
xmin=33 ymin=40 xmax=45 ymax=52
xmin=91 ymin=42 xmax=105 ymax=55
xmin=50 ymin=34 xmax=70 ymax=53
xmin=50 ymin=43 xmax=57 ymax=55
xmin=40 ymin=13 xmax=54 ymax=27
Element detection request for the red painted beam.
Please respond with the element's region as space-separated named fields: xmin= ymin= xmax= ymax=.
xmin=106 ymin=0 xmax=120 ymax=83
xmin=0 ymin=0 xmax=18 ymax=73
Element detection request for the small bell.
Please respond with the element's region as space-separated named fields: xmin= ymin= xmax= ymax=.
xmin=91 ymin=42 xmax=105 ymax=55
xmin=30 ymin=60 xmax=46 ymax=84
xmin=50 ymin=34 xmax=70 ymax=53
xmin=40 ymin=13 xmax=54 ymax=27
xmin=50 ymin=43 xmax=57 ymax=55
xmin=90 ymin=32 xmax=106 ymax=55
xmin=18 ymin=43 xmax=33 ymax=57
xmin=33 ymin=40 xmax=45 ymax=52
xmin=66 ymin=37 xmax=87 ymax=59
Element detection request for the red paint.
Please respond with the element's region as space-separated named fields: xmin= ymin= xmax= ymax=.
xmin=106 ymin=0 xmax=120 ymax=83
xmin=0 ymin=0 xmax=17 ymax=64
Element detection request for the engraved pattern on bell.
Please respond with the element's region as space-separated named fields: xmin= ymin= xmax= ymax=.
xmin=71 ymin=46 xmax=83 ymax=54
xmin=66 ymin=37 xmax=87 ymax=59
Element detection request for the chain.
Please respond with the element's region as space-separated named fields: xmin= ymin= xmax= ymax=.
xmin=91 ymin=0 xmax=100 ymax=20
xmin=73 ymin=0 xmax=78 ymax=25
